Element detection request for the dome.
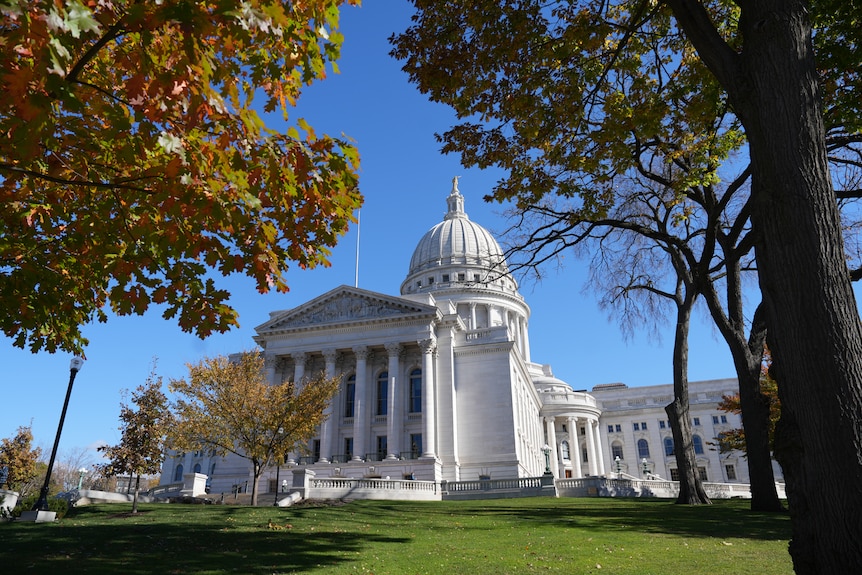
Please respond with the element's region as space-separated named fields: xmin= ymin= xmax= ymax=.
xmin=400 ymin=179 xmax=516 ymax=296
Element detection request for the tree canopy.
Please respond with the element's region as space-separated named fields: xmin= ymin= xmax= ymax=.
xmin=168 ymin=350 xmax=340 ymax=505
xmin=0 ymin=424 xmax=41 ymax=492
xmin=1 ymin=0 xmax=362 ymax=354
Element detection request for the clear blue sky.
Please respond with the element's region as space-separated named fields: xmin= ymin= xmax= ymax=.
xmin=1 ymin=2 xmax=738 ymax=460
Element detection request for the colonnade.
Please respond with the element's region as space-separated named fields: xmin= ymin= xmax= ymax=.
xmin=543 ymin=415 xmax=606 ymax=478
xmin=268 ymin=338 xmax=438 ymax=465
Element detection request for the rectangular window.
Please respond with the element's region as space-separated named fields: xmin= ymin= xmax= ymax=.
xmin=641 ymin=421 xmax=647 ymax=430
xmin=614 ymin=424 xmax=621 ymax=433
xmin=457 ymin=273 xmax=465 ymax=281
xmin=608 ymin=425 xmax=614 ymax=433
xmin=409 ymin=370 xmax=422 ymax=413
xmin=428 ymin=277 xmax=434 ymax=284
xmin=409 ymin=434 xmax=422 ymax=459
xmin=377 ymin=375 xmax=388 ymax=416
xmin=693 ymin=417 xmax=701 ymax=426
xmin=659 ymin=420 xmax=666 ymax=429
xmin=698 ymin=466 xmax=708 ymax=481
xmin=721 ymin=415 xmax=728 ymax=424
xmin=670 ymin=468 xmax=680 ymax=481
xmin=344 ymin=381 xmax=356 ymax=418
xmin=581 ymin=426 xmax=587 ymax=435
xmin=633 ymin=422 xmax=640 ymax=431
xmin=725 ymin=464 xmax=737 ymax=481
xmin=312 ymin=439 xmax=321 ymax=463
xmin=712 ymin=415 xmax=719 ymax=425
xmin=473 ymin=274 xmax=481 ymax=282
xmin=442 ymin=274 xmax=450 ymax=282
xmin=376 ymin=436 xmax=388 ymax=461
xmin=344 ymin=437 xmax=353 ymax=460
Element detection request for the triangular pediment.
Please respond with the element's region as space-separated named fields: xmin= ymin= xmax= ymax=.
xmin=255 ymin=285 xmax=438 ymax=334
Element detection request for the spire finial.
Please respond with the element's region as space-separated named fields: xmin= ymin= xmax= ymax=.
xmin=445 ymin=176 xmax=467 ymax=220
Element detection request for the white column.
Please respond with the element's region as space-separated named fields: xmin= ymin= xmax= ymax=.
xmin=292 ymin=352 xmax=307 ymax=390
xmin=546 ymin=416 xmax=559 ymax=477
xmin=385 ymin=342 xmax=402 ymax=459
xmin=352 ymin=346 xmax=368 ymax=461
xmin=569 ymin=417 xmax=583 ymax=478
xmin=419 ymin=338 xmax=437 ymax=458
xmin=469 ymin=303 xmax=477 ymax=330
xmin=593 ymin=420 xmax=606 ymax=476
xmin=585 ymin=418 xmax=598 ymax=476
xmin=318 ymin=348 xmax=339 ymax=463
xmin=264 ymin=354 xmax=278 ymax=385
xmin=286 ymin=353 xmax=307 ymax=464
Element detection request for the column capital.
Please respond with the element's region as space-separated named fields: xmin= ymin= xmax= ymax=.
xmin=418 ymin=338 xmax=437 ymax=354
xmin=291 ymin=351 xmax=307 ymax=364
xmin=384 ymin=342 xmax=403 ymax=357
xmin=322 ymin=348 xmax=339 ymax=363
xmin=263 ymin=354 xmax=278 ymax=369
xmin=352 ymin=345 xmax=369 ymax=360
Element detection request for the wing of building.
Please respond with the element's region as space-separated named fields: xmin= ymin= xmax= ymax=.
xmin=162 ymin=180 xmax=781 ymax=494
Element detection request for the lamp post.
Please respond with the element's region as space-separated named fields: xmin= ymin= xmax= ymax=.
xmin=641 ymin=458 xmax=649 ymax=477
xmin=542 ymin=444 xmax=551 ymax=475
xmin=33 ymin=357 xmax=84 ymax=511
xmin=77 ymin=467 xmax=88 ymax=490
xmin=615 ymin=455 xmax=622 ymax=478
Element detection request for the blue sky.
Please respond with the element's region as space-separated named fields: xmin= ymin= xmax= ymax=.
xmin=0 ymin=2 xmax=737 ymax=460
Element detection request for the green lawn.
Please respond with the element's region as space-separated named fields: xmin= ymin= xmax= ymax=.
xmin=2 ymin=497 xmax=793 ymax=574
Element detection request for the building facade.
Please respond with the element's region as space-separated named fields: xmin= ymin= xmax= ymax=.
xmin=161 ymin=180 xmax=779 ymax=494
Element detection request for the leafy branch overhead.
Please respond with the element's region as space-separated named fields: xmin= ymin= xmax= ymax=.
xmin=0 ymin=0 xmax=362 ymax=354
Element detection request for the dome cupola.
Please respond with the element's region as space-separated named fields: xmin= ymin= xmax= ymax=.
xmin=400 ymin=178 xmax=518 ymax=297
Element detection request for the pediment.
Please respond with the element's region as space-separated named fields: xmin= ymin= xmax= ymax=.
xmin=256 ymin=285 xmax=438 ymax=334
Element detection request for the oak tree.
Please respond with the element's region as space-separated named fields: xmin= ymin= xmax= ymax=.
xmin=168 ymin=351 xmax=340 ymax=506
xmin=0 ymin=0 xmax=362 ymax=354
xmin=393 ymin=2 xmax=862 ymax=570
xmin=98 ymin=365 xmax=172 ymax=513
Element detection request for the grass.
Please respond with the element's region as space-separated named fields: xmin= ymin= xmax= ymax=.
xmin=1 ymin=497 xmax=792 ymax=574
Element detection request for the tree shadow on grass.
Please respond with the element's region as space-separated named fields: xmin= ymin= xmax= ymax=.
xmin=431 ymin=498 xmax=791 ymax=541
xmin=2 ymin=505 xmax=410 ymax=575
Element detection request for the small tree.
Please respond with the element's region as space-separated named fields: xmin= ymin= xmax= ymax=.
xmin=99 ymin=366 xmax=172 ymax=513
xmin=0 ymin=425 xmax=42 ymax=496
xmin=169 ymin=351 xmax=340 ymax=506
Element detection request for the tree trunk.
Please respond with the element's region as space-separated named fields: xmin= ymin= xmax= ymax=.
xmin=250 ymin=463 xmax=261 ymax=506
xmin=665 ymin=1 xmax=862 ymax=569
xmin=720 ymin=304 xmax=783 ymax=512
xmin=737 ymin=6 xmax=862 ymax=572
xmin=668 ymin=289 xmax=711 ymax=505
xmin=131 ymin=474 xmax=140 ymax=514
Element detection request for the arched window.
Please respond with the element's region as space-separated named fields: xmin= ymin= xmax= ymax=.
xmin=611 ymin=441 xmax=624 ymax=460
xmin=693 ymin=434 xmax=704 ymax=455
xmin=637 ymin=438 xmax=650 ymax=459
xmin=344 ymin=374 xmax=356 ymax=418
xmin=376 ymin=371 xmax=388 ymax=415
xmin=173 ymin=464 xmax=184 ymax=482
xmin=561 ymin=440 xmax=570 ymax=461
xmin=664 ymin=437 xmax=675 ymax=456
xmin=409 ymin=368 xmax=422 ymax=413
xmin=193 ymin=463 xmax=202 ymax=474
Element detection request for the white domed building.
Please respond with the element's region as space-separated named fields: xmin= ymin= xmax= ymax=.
xmin=161 ymin=180 xmax=769 ymax=496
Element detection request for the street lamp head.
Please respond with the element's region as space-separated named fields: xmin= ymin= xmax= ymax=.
xmin=79 ymin=467 xmax=88 ymax=474
xmin=70 ymin=357 xmax=85 ymax=372
xmin=542 ymin=444 xmax=550 ymax=453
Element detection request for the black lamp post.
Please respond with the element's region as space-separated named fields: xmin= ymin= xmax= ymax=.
xmin=33 ymin=357 xmax=84 ymax=512
xmin=542 ymin=444 xmax=552 ymax=475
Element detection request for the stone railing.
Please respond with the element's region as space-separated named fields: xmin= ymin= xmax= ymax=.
xmin=307 ymin=476 xmax=440 ymax=501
